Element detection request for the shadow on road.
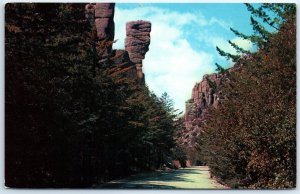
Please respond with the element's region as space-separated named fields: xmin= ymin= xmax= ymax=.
xmin=99 ymin=166 xmax=223 ymax=189
xmin=101 ymin=182 xmax=179 ymax=189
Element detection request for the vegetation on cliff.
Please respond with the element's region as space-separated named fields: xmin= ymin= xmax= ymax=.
xmin=5 ymin=3 xmax=180 ymax=187
xmin=197 ymin=4 xmax=296 ymax=188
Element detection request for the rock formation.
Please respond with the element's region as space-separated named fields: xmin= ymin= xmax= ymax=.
xmin=177 ymin=63 xmax=242 ymax=164
xmin=108 ymin=49 xmax=137 ymax=79
xmin=176 ymin=74 xmax=223 ymax=161
xmin=174 ymin=73 xmax=225 ymax=164
xmin=85 ymin=3 xmax=152 ymax=85
xmin=125 ymin=21 xmax=151 ymax=84
xmin=85 ymin=3 xmax=115 ymax=55
xmin=183 ymin=73 xmax=225 ymax=140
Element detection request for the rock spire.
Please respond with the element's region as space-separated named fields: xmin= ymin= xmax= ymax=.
xmin=125 ymin=20 xmax=151 ymax=83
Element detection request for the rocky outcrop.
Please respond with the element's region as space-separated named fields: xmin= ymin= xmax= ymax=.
xmin=177 ymin=63 xmax=242 ymax=164
xmin=85 ymin=3 xmax=115 ymax=55
xmin=175 ymin=72 xmax=226 ymax=165
xmin=183 ymin=73 xmax=224 ymax=141
xmin=125 ymin=21 xmax=151 ymax=84
xmin=85 ymin=4 xmax=152 ymax=85
xmin=108 ymin=49 xmax=137 ymax=79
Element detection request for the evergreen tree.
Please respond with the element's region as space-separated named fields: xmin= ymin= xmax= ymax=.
xmin=6 ymin=3 xmax=183 ymax=188
xmin=197 ymin=3 xmax=296 ymax=188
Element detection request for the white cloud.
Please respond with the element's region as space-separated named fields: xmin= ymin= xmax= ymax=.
xmin=114 ymin=6 xmax=217 ymax=112
xmin=208 ymin=17 xmax=232 ymax=30
xmin=199 ymin=34 xmax=254 ymax=64
xmin=231 ymin=37 xmax=253 ymax=51
xmin=201 ymin=36 xmax=252 ymax=54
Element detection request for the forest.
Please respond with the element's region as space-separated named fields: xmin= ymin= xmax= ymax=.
xmin=5 ymin=3 xmax=182 ymax=187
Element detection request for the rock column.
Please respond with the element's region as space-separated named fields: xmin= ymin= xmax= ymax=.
xmin=125 ymin=20 xmax=151 ymax=83
xmin=85 ymin=3 xmax=115 ymax=55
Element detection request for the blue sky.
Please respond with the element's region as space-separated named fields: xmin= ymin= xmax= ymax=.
xmin=113 ymin=3 xmax=255 ymax=113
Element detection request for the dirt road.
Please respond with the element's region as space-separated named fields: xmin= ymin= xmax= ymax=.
xmin=99 ymin=166 xmax=228 ymax=189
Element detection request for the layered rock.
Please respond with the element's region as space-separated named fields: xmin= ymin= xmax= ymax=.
xmin=85 ymin=3 xmax=115 ymax=54
xmin=177 ymin=63 xmax=243 ymax=164
xmin=175 ymin=73 xmax=226 ymax=165
xmin=108 ymin=49 xmax=137 ymax=79
xmin=125 ymin=21 xmax=151 ymax=84
xmin=183 ymin=73 xmax=225 ymax=138
xmin=184 ymin=63 xmax=242 ymax=131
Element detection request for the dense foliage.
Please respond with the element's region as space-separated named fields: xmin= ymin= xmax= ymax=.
xmin=197 ymin=4 xmax=296 ymax=188
xmin=5 ymin=3 xmax=179 ymax=187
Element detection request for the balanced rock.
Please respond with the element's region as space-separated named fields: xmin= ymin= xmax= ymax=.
xmin=85 ymin=3 xmax=151 ymax=85
xmin=125 ymin=20 xmax=151 ymax=82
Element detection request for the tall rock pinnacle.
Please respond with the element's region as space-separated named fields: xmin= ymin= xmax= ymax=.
xmin=125 ymin=20 xmax=151 ymax=83
xmin=85 ymin=3 xmax=115 ymax=54
xmin=85 ymin=4 xmax=151 ymax=85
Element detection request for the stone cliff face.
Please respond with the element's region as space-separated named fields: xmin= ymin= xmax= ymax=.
xmin=85 ymin=3 xmax=151 ymax=84
xmin=125 ymin=21 xmax=151 ymax=84
xmin=178 ymin=63 xmax=241 ymax=164
xmin=178 ymin=73 xmax=226 ymax=150
xmin=85 ymin=3 xmax=115 ymax=55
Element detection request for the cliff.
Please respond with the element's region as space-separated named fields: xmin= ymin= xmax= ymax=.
xmin=178 ymin=63 xmax=241 ymax=163
xmin=177 ymin=73 xmax=225 ymax=152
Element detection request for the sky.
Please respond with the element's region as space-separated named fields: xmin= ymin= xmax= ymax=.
xmin=113 ymin=3 xmax=255 ymax=113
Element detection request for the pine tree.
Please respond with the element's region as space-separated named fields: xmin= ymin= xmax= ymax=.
xmin=197 ymin=3 xmax=296 ymax=188
xmin=6 ymin=3 xmax=182 ymax=187
xmin=216 ymin=3 xmax=295 ymax=65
